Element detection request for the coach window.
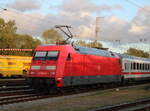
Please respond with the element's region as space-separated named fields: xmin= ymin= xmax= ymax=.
xmin=134 ymin=62 xmax=137 ymax=70
xmin=137 ymin=63 xmax=139 ymax=70
xmin=141 ymin=63 xmax=143 ymax=70
xmin=140 ymin=64 xmax=142 ymax=70
xmin=139 ymin=64 xmax=142 ymax=70
xmin=132 ymin=63 xmax=134 ymax=70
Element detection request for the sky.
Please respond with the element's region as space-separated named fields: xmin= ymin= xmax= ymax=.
xmin=0 ymin=0 xmax=150 ymax=53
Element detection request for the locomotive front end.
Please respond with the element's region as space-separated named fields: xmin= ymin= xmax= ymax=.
xmin=27 ymin=44 xmax=73 ymax=88
xmin=28 ymin=51 xmax=58 ymax=87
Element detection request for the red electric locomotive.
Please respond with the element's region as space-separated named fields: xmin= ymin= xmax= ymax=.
xmin=27 ymin=44 xmax=150 ymax=88
xmin=27 ymin=44 xmax=122 ymax=88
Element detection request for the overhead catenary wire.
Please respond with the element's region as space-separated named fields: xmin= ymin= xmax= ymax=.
xmin=126 ymin=0 xmax=150 ymax=13
xmin=125 ymin=0 xmax=150 ymax=26
xmin=125 ymin=0 xmax=150 ymax=30
xmin=126 ymin=0 xmax=150 ymax=55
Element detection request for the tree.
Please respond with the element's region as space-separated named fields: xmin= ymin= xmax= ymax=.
xmin=125 ymin=48 xmax=149 ymax=58
xmin=0 ymin=18 xmax=41 ymax=56
xmin=89 ymin=40 xmax=103 ymax=48
xmin=14 ymin=34 xmax=41 ymax=56
xmin=15 ymin=34 xmax=41 ymax=49
xmin=0 ymin=18 xmax=17 ymax=48
xmin=42 ymin=29 xmax=64 ymax=44
xmin=75 ymin=40 xmax=89 ymax=47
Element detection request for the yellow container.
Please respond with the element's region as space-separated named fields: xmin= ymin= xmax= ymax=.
xmin=0 ymin=55 xmax=32 ymax=77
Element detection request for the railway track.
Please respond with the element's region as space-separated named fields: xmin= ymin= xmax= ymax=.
xmin=0 ymin=78 xmax=45 ymax=105
xmin=0 ymin=85 xmax=50 ymax=105
xmin=0 ymin=78 xmax=27 ymax=87
xmin=93 ymin=98 xmax=150 ymax=111
xmin=0 ymin=78 xmax=149 ymax=106
xmin=0 ymin=92 xmax=49 ymax=105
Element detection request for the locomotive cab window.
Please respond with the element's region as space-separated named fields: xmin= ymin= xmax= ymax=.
xmin=34 ymin=51 xmax=47 ymax=60
xmin=47 ymin=51 xmax=59 ymax=60
xmin=35 ymin=51 xmax=47 ymax=57
xmin=33 ymin=51 xmax=59 ymax=61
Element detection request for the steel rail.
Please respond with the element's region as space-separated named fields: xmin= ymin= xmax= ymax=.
xmin=91 ymin=98 xmax=150 ymax=111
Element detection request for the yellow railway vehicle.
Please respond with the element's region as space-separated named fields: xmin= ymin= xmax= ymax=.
xmin=0 ymin=55 xmax=32 ymax=77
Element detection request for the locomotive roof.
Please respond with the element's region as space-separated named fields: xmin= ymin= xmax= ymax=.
xmin=37 ymin=44 xmax=116 ymax=57
xmin=73 ymin=46 xmax=116 ymax=58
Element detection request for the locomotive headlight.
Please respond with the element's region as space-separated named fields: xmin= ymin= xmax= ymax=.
xmin=31 ymin=65 xmax=40 ymax=69
xmin=30 ymin=71 xmax=35 ymax=74
xmin=46 ymin=66 xmax=56 ymax=70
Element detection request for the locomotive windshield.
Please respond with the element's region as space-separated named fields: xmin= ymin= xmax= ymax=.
xmin=47 ymin=51 xmax=59 ymax=60
xmin=34 ymin=51 xmax=59 ymax=61
xmin=35 ymin=51 xmax=47 ymax=57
